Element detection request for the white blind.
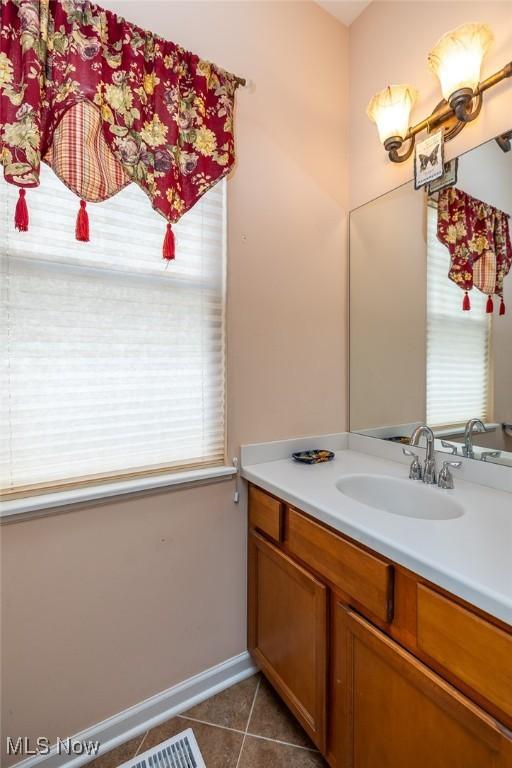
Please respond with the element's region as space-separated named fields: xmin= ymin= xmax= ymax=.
xmin=426 ymin=203 xmax=490 ymax=427
xmin=0 ymin=165 xmax=226 ymax=493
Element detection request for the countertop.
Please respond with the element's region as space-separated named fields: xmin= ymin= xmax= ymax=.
xmin=242 ymin=445 xmax=512 ymax=625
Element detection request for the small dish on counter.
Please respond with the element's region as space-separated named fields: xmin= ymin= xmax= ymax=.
xmin=292 ymin=449 xmax=335 ymax=464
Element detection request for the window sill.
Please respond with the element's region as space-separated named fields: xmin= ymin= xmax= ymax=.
xmin=0 ymin=465 xmax=237 ymax=521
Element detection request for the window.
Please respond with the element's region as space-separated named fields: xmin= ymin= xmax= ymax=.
xmin=1 ymin=166 xmax=226 ymax=495
xmin=426 ymin=204 xmax=490 ymax=427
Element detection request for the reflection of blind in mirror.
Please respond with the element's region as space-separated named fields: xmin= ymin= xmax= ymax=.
xmin=426 ymin=205 xmax=490 ymax=427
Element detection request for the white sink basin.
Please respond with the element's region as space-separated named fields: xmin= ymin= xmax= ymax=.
xmin=336 ymin=474 xmax=464 ymax=520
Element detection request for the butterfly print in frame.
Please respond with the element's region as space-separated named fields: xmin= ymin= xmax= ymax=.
xmin=414 ymin=130 xmax=445 ymax=190
xmin=419 ymin=145 xmax=440 ymax=171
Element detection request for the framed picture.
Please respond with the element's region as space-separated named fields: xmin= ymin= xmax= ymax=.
xmin=428 ymin=158 xmax=458 ymax=194
xmin=414 ymin=130 xmax=444 ymax=190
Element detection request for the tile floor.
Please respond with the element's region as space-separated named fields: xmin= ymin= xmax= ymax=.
xmin=85 ymin=674 xmax=327 ymax=768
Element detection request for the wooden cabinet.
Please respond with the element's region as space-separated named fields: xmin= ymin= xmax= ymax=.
xmin=416 ymin=585 xmax=512 ymax=725
xmin=287 ymin=507 xmax=394 ymax=623
xmin=247 ymin=484 xmax=512 ymax=768
xmin=248 ymin=529 xmax=328 ymax=750
xmin=334 ymin=604 xmax=512 ymax=768
xmin=248 ymin=484 xmax=283 ymax=543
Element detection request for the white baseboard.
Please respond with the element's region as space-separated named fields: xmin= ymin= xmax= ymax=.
xmin=12 ymin=652 xmax=257 ymax=768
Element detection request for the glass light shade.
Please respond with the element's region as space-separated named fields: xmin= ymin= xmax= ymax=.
xmin=428 ymin=23 xmax=494 ymax=101
xmin=366 ymin=85 xmax=417 ymax=145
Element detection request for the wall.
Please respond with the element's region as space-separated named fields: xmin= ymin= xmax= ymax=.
xmin=1 ymin=2 xmax=349 ymax=763
xmin=1 ymin=485 xmax=246 ymax=754
xmin=350 ymin=182 xmax=426 ymax=431
xmin=349 ymin=1 xmax=512 ymax=210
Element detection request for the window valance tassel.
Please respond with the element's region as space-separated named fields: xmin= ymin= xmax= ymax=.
xmin=463 ymin=291 xmax=471 ymax=311
xmin=500 ymin=297 xmax=506 ymax=316
xmin=75 ymin=200 xmax=90 ymax=242
xmin=14 ymin=188 xmax=29 ymax=232
xmin=163 ymin=223 xmax=175 ymax=261
xmin=486 ymin=295 xmax=494 ymax=313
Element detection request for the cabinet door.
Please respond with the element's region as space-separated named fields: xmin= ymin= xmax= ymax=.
xmin=334 ymin=604 xmax=512 ymax=768
xmin=248 ymin=529 xmax=327 ymax=750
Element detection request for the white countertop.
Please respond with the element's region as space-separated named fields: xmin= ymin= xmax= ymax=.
xmin=242 ymin=442 xmax=512 ymax=625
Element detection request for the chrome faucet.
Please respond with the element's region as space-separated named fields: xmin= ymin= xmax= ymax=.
xmin=438 ymin=460 xmax=462 ymax=489
xmin=463 ymin=419 xmax=487 ymax=459
xmin=402 ymin=448 xmax=423 ymax=480
xmin=410 ymin=425 xmax=437 ymax=484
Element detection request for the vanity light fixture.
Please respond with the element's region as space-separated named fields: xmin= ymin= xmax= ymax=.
xmin=367 ymin=22 xmax=512 ymax=163
xmin=366 ymin=85 xmax=418 ymax=160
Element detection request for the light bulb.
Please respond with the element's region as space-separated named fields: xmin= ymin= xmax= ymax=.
xmin=366 ymin=85 xmax=417 ymax=146
xmin=428 ymin=23 xmax=493 ymax=102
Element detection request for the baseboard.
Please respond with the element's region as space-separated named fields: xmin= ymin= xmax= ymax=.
xmin=11 ymin=651 xmax=257 ymax=768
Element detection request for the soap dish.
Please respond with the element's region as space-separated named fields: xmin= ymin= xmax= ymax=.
xmin=292 ymin=449 xmax=335 ymax=464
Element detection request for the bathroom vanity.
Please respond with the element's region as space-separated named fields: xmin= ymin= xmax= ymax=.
xmin=243 ymin=438 xmax=512 ymax=768
xmin=243 ymin=127 xmax=512 ymax=766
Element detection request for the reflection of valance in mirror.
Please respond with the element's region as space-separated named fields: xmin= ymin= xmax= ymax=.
xmin=0 ymin=0 xmax=241 ymax=260
xmin=437 ymin=187 xmax=512 ymax=314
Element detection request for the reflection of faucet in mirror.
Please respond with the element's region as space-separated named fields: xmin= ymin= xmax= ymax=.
xmin=463 ymin=419 xmax=487 ymax=459
xmin=481 ymin=450 xmax=502 ymax=462
xmin=441 ymin=440 xmax=459 ymax=455
xmin=410 ymin=425 xmax=437 ymax=484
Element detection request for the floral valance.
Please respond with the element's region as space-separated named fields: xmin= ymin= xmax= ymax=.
xmin=0 ymin=0 xmax=241 ymax=259
xmin=437 ymin=186 xmax=512 ymax=315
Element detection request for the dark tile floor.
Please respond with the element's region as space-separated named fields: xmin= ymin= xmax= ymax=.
xmin=85 ymin=674 xmax=327 ymax=768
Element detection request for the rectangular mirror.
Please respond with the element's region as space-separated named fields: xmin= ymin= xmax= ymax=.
xmin=349 ymin=131 xmax=512 ymax=468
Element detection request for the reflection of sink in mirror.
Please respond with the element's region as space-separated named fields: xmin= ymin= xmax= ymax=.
xmin=336 ymin=474 xmax=465 ymax=520
xmin=436 ymin=440 xmax=512 ymax=467
xmin=355 ymin=421 xmax=512 ymax=467
xmin=349 ymin=131 xmax=512 ymax=470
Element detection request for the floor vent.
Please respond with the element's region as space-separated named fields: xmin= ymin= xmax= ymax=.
xmin=119 ymin=729 xmax=206 ymax=768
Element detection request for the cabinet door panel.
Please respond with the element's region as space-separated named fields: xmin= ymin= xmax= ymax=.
xmin=248 ymin=529 xmax=327 ymax=750
xmin=417 ymin=585 xmax=512 ymax=723
xmin=334 ymin=604 xmax=512 ymax=768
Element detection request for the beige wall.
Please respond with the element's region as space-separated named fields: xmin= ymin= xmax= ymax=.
xmin=350 ymin=183 xmax=426 ymax=431
xmin=1 ymin=2 xmax=349 ymax=762
xmin=1 ymin=484 xmax=247 ymax=751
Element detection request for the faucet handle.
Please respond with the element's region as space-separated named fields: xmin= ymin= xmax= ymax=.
xmin=438 ymin=460 xmax=462 ymax=490
xmin=480 ymin=450 xmax=501 ymax=462
xmin=441 ymin=440 xmax=459 ymax=455
xmin=403 ymin=448 xmax=423 ymax=481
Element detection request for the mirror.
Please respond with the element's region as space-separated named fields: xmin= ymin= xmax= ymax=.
xmin=349 ymin=131 xmax=512 ymax=468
